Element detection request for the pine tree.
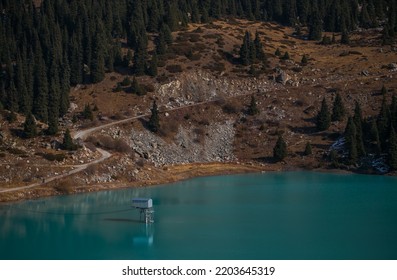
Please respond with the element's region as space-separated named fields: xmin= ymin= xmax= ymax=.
xmin=304 ymin=142 xmax=312 ymax=155
xmin=254 ymin=31 xmax=266 ymax=61
xmin=309 ymin=11 xmax=322 ymax=41
xmin=23 ymin=113 xmax=37 ymax=138
xmin=6 ymin=111 xmax=17 ymax=123
xmin=161 ymin=24 xmax=173 ymax=45
xmin=248 ymin=95 xmax=259 ymax=115
xmin=301 ymin=54 xmax=308 ymax=65
xmin=239 ymin=31 xmax=251 ymax=66
xmin=32 ymin=53 xmax=48 ymax=122
xmin=123 ymin=49 xmax=133 ymax=67
xmin=91 ymin=32 xmax=105 ymax=83
xmin=148 ymin=100 xmax=160 ymax=133
xmin=273 ymin=135 xmax=287 ymax=162
xmin=47 ymin=58 xmax=61 ymax=135
xmin=369 ymin=119 xmax=381 ymax=155
xmin=275 ymin=48 xmax=281 ymax=56
xmin=316 ymin=98 xmax=331 ymax=131
xmin=147 ymin=53 xmax=158 ymax=77
xmin=388 ymin=127 xmax=397 ymax=170
xmin=130 ymin=77 xmax=145 ymax=96
xmin=341 ymin=30 xmax=350 ymax=44
xmin=329 ymin=149 xmax=339 ymax=167
xmin=381 ymin=84 xmax=387 ymax=96
xmin=353 ymin=101 xmax=366 ymax=156
xmin=155 ymin=31 xmax=167 ymax=55
xmin=132 ymin=46 xmax=147 ymax=76
xmin=281 ymin=51 xmax=290 ymax=60
xmin=377 ymin=96 xmax=391 ymax=151
xmin=331 ymin=33 xmax=336 ymax=44
xmin=62 ymin=128 xmax=76 ymax=151
xmin=332 ymin=92 xmax=345 ymax=121
xmin=59 ymin=53 xmax=71 ymax=116
xmin=83 ymin=104 xmax=93 ymax=121
xmin=391 ymin=95 xmax=397 ymax=130
xmin=345 ymin=117 xmax=358 ymax=165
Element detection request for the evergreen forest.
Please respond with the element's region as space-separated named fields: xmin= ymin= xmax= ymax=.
xmin=1 ymin=0 xmax=397 ymax=135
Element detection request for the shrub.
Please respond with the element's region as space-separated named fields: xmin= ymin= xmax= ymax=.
xmin=114 ymin=139 xmax=132 ymax=153
xmin=222 ymin=103 xmax=239 ymax=114
xmin=121 ymin=77 xmax=131 ymax=86
xmin=166 ymin=64 xmax=183 ymax=73
xmin=54 ymin=179 xmax=74 ymax=194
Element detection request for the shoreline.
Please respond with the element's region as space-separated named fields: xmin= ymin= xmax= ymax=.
xmin=0 ymin=160 xmax=383 ymax=204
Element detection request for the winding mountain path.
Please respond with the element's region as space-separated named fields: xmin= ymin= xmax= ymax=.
xmin=0 ymin=72 xmax=386 ymax=194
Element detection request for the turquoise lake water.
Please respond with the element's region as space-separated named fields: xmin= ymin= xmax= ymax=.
xmin=1 ymin=171 xmax=397 ymax=260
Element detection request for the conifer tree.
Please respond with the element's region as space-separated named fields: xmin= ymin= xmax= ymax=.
xmin=6 ymin=80 xmax=19 ymax=113
xmin=83 ymin=104 xmax=93 ymax=121
xmin=16 ymin=54 xmax=30 ymax=115
xmin=301 ymin=54 xmax=308 ymax=65
xmin=62 ymin=128 xmax=76 ymax=151
xmin=353 ymin=101 xmax=366 ymax=156
xmin=388 ymin=127 xmax=397 ymax=170
xmin=32 ymin=53 xmax=48 ymax=122
xmin=59 ymin=53 xmax=71 ymax=116
xmin=254 ymin=31 xmax=266 ymax=61
xmin=329 ymin=149 xmax=339 ymax=167
xmin=133 ymin=46 xmax=147 ymax=76
xmin=309 ymin=11 xmax=322 ymax=40
xmin=381 ymin=85 xmax=387 ymax=96
xmin=332 ymin=92 xmax=345 ymax=122
xmin=316 ymin=98 xmax=331 ymax=131
xmin=130 ymin=77 xmax=145 ymax=96
xmin=6 ymin=111 xmax=17 ymax=123
xmin=123 ymin=49 xmax=133 ymax=67
xmin=239 ymin=31 xmax=251 ymax=66
xmin=148 ymin=100 xmax=160 ymax=133
xmin=248 ymin=95 xmax=259 ymax=116
xmin=155 ymin=31 xmax=167 ymax=55
xmin=341 ymin=30 xmax=350 ymax=44
xmin=273 ymin=135 xmax=287 ymax=162
xmin=47 ymin=58 xmax=61 ymax=135
xmin=304 ymin=142 xmax=312 ymax=155
xmin=369 ymin=119 xmax=381 ymax=155
xmin=161 ymin=24 xmax=173 ymax=45
xmin=91 ymin=34 xmax=105 ymax=83
xmin=377 ymin=96 xmax=391 ymax=151
xmin=147 ymin=53 xmax=158 ymax=77
xmin=23 ymin=113 xmax=37 ymax=138
xmin=275 ymin=48 xmax=281 ymax=56
xmin=345 ymin=117 xmax=358 ymax=165
xmin=281 ymin=51 xmax=290 ymax=60
xmin=391 ymin=95 xmax=397 ymax=130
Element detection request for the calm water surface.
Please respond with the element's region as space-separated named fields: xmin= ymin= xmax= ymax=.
xmin=1 ymin=171 xmax=396 ymax=260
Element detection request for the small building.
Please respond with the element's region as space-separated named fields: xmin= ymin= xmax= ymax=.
xmin=132 ymin=198 xmax=153 ymax=209
xmin=132 ymin=198 xmax=154 ymax=224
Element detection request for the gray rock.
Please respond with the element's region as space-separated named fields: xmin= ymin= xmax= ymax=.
xmin=276 ymin=71 xmax=291 ymax=85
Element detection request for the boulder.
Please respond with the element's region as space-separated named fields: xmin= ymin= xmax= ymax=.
xmin=276 ymin=71 xmax=291 ymax=85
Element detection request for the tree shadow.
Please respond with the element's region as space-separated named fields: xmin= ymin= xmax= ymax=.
xmin=254 ymin=156 xmax=277 ymax=164
xmin=289 ymin=125 xmax=317 ymax=135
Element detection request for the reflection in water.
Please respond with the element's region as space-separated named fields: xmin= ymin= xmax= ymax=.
xmin=1 ymin=172 xmax=397 ymax=260
xmin=133 ymin=224 xmax=154 ymax=247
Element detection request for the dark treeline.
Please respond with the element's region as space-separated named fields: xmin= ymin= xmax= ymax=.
xmin=1 ymin=0 xmax=397 ymax=134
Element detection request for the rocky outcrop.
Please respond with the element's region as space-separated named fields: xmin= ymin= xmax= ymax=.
xmin=129 ymin=121 xmax=236 ymax=166
xmin=155 ymin=70 xmax=282 ymax=110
